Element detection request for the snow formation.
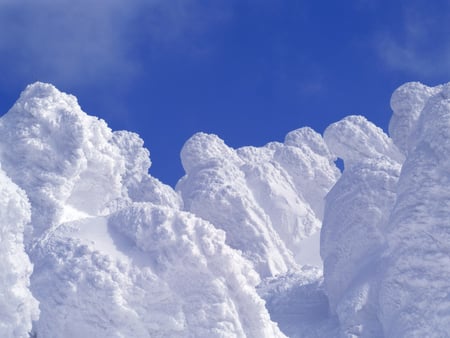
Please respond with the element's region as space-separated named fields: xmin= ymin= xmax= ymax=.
xmin=0 ymin=167 xmax=39 ymax=337
xmin=321 ymin=82 xmax=450 ymax=337
xmin=379 ymin=82 xmax=450 ymax=337
xmin=177 ymin=128 xmax=339 ymax=277
xmin=321 ymin=116 xmax=404 ymax=336
xmin=0 ymin=81 xmax=449 ymax=337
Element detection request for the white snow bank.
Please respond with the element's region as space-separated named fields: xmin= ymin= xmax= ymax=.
xmin=379 ymin=82 xmax=450 ymax=337
xmin=177 ymin=129 xmax=339 ymax=275
xmin=321 ymin=83 xmax=450 ymax=337
xmin=0 ymin=82 xmax=123 ymax=242
xmin=388 ymin=82 xmax=442 ymax=155
xmin=0 ymin=83 xmax=286 ymax=338
xmin=324 ymin=115 xmax=404 ymax=167
xmin=280 ymin=127 xmax=340 ymax=218
xmin=109 ymin=203 xmax=285 ymax=337
xmin=112 ymin=131 xmax=182 ymax=209
xmin=30 ymin=203 xmax=285 ymax=337
xmin=321 ymin=115 xmax=403 ymax=337
xmin=177 ymin=133 xmax=297 ymax=276
xmin=0 ymin=167 xmax=39 ymax=337
xmin=0 ymin=82 xmax=180 ymax=247
xmin=258 ymin=267 xmax=339 ymax=338
xmin=3 ymin=80 xmax=450 ymax=338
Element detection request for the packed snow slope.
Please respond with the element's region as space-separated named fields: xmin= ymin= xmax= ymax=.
xmin=0 ymin=81 xmax=449 ymax=337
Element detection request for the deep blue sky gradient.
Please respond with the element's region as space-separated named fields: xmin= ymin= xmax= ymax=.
xmin=0 ymin=0 xmax=449 ymax=185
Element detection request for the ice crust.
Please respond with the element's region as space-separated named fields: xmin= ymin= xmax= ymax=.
xmin=0 ymin=81 xmax=449 ymax=337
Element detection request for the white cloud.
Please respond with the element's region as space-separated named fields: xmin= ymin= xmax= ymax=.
xmin=376 ymin=0 xmax=450 ymax=78
xmin=0 ymin=0 xmax=232 ymax=87
xmin=0 ymin=0 xmax=134 ymax=85
xmin=377 ymin=36 xmax=450 ymax=78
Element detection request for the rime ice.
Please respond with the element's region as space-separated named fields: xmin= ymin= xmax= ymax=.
xmin=0 ymin=81 xmax=449 ymax=337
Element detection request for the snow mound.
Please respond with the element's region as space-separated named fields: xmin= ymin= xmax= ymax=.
xmin=321 ymin=83 xmax=450 ymax=337
xmin=388 ymin=82 xmax=442 ymax=155
xmin=0 ymin=82 xmax=180 ymax=246
xmin=2 ymin=81 xmax=450 ymax=337
xmin=0 ymin=83 xmax=284 ymax=338
xmin=30 ymin=204 xmax=284 ymax=337
xmin=177 ymin=130 xmax=339 ymax=276
xmin=379 ymin=82 xmax=450 ymax=337
xmin=258 ymin=267 xmax=339 ymax=338
xmin=109 ymin=203 xmax=285 ymax=337
xmin=322 ymin=115 xmax=403 ymax=337
xmin=0 ymin=167 xmax=39 ymax=337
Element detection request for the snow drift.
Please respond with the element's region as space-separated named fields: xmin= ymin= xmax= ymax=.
xmin=321 ymin=115 xmax=404 ymax=336
xmin=378 ymin=82 xmax=450 ymax=337
xmin=0 ymin=83 xmax=284 ymax=338
xmin=321 ymin=82 xmax=450 ymax=337
xmin=177 ymin=128 xmax=339 ymax=276
xmin=0 ymin=167 xmax=39 ymax=337
xmin=0 ymin=81 xmax=449 ymax=337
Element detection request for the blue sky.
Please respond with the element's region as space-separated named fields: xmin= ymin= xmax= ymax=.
xmin=0 ymin=0 xmax=449 ymax=185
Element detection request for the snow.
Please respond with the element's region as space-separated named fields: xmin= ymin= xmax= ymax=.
xmin=388 ymin=82 xmax=441 ymax=155
xmin=378 ymin=82 xmax=450 ymax=337
xmin=0 ymin=81 xmax=450 ymax=337
xmin=29 ymin=203 xmax=285 ymax=338
xmin=177 ymin=129 xmax=339 ymax=276
xmin=257 ymin=267 xmax=338 ymax=338
xmin=322 ymin=115 xmax=403 ymax=336
xmin=0 ymin=166 xmax=39 ymax=338
xmin=0 ymin=83 xmax=286 ymax=337
xmin=320 ymin=83 xmax=450 ymax=337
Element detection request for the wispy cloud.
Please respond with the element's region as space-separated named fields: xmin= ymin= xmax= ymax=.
xmin=375 ymin=0 xmax=450 ymax=78
xmin=0 ymin=0 xmax=232 ymax=87
xmin=0 ymin=0 xmax=134 ymax=86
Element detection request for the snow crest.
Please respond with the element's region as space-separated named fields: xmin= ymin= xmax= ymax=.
xmin=30 ymin=204 xmax=284 ymax=337
xmin=322 ymin=115 xmax=403 ymax=337
xmin=1 ymin=81 xmax=450 ymax=337
xmin=379 ymin=82 xmax=450 ymax=337
xmin=0 ymin=83 xmax=181 ymax=247
xmin=0 ymin=83 xmax=285 ymax=338
xmin=320 ymin=83 xmax=450 ymax=337
xmin=177 ymin=130 xmax=339 ymax=276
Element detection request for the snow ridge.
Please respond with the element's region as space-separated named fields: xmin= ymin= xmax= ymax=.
xmin=321 ymin=82 xmax=450 ymax=337
xmin=1 ymin=81 xmax=449 ymax=337
xmin=379 ymin=82 xmax=450 ymax=337
xmin=177 ymin=129 xmax=339 ymax=276
xmin=321 ymin=116 xmax=403 ymax=337
xmin=0 ymin=83 xmax=286 ymax=338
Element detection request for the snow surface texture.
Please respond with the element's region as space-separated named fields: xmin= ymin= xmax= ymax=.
xmin=0 ymin=81 xmax=449 ymax=337
xmin=177 ymin=128 xmax=339 ymax=276
xmin=0 ymin=167 xmax=39 ymax=337
xmin=322 ymin=116 xmax=404 ymax=337
xmin=379 ymin=82 xmax=450 ymax=337
xmin=320 ymin=82 xmax=450 ymax=337
xmin=0 ymin=83 xmax=284 ymax=338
